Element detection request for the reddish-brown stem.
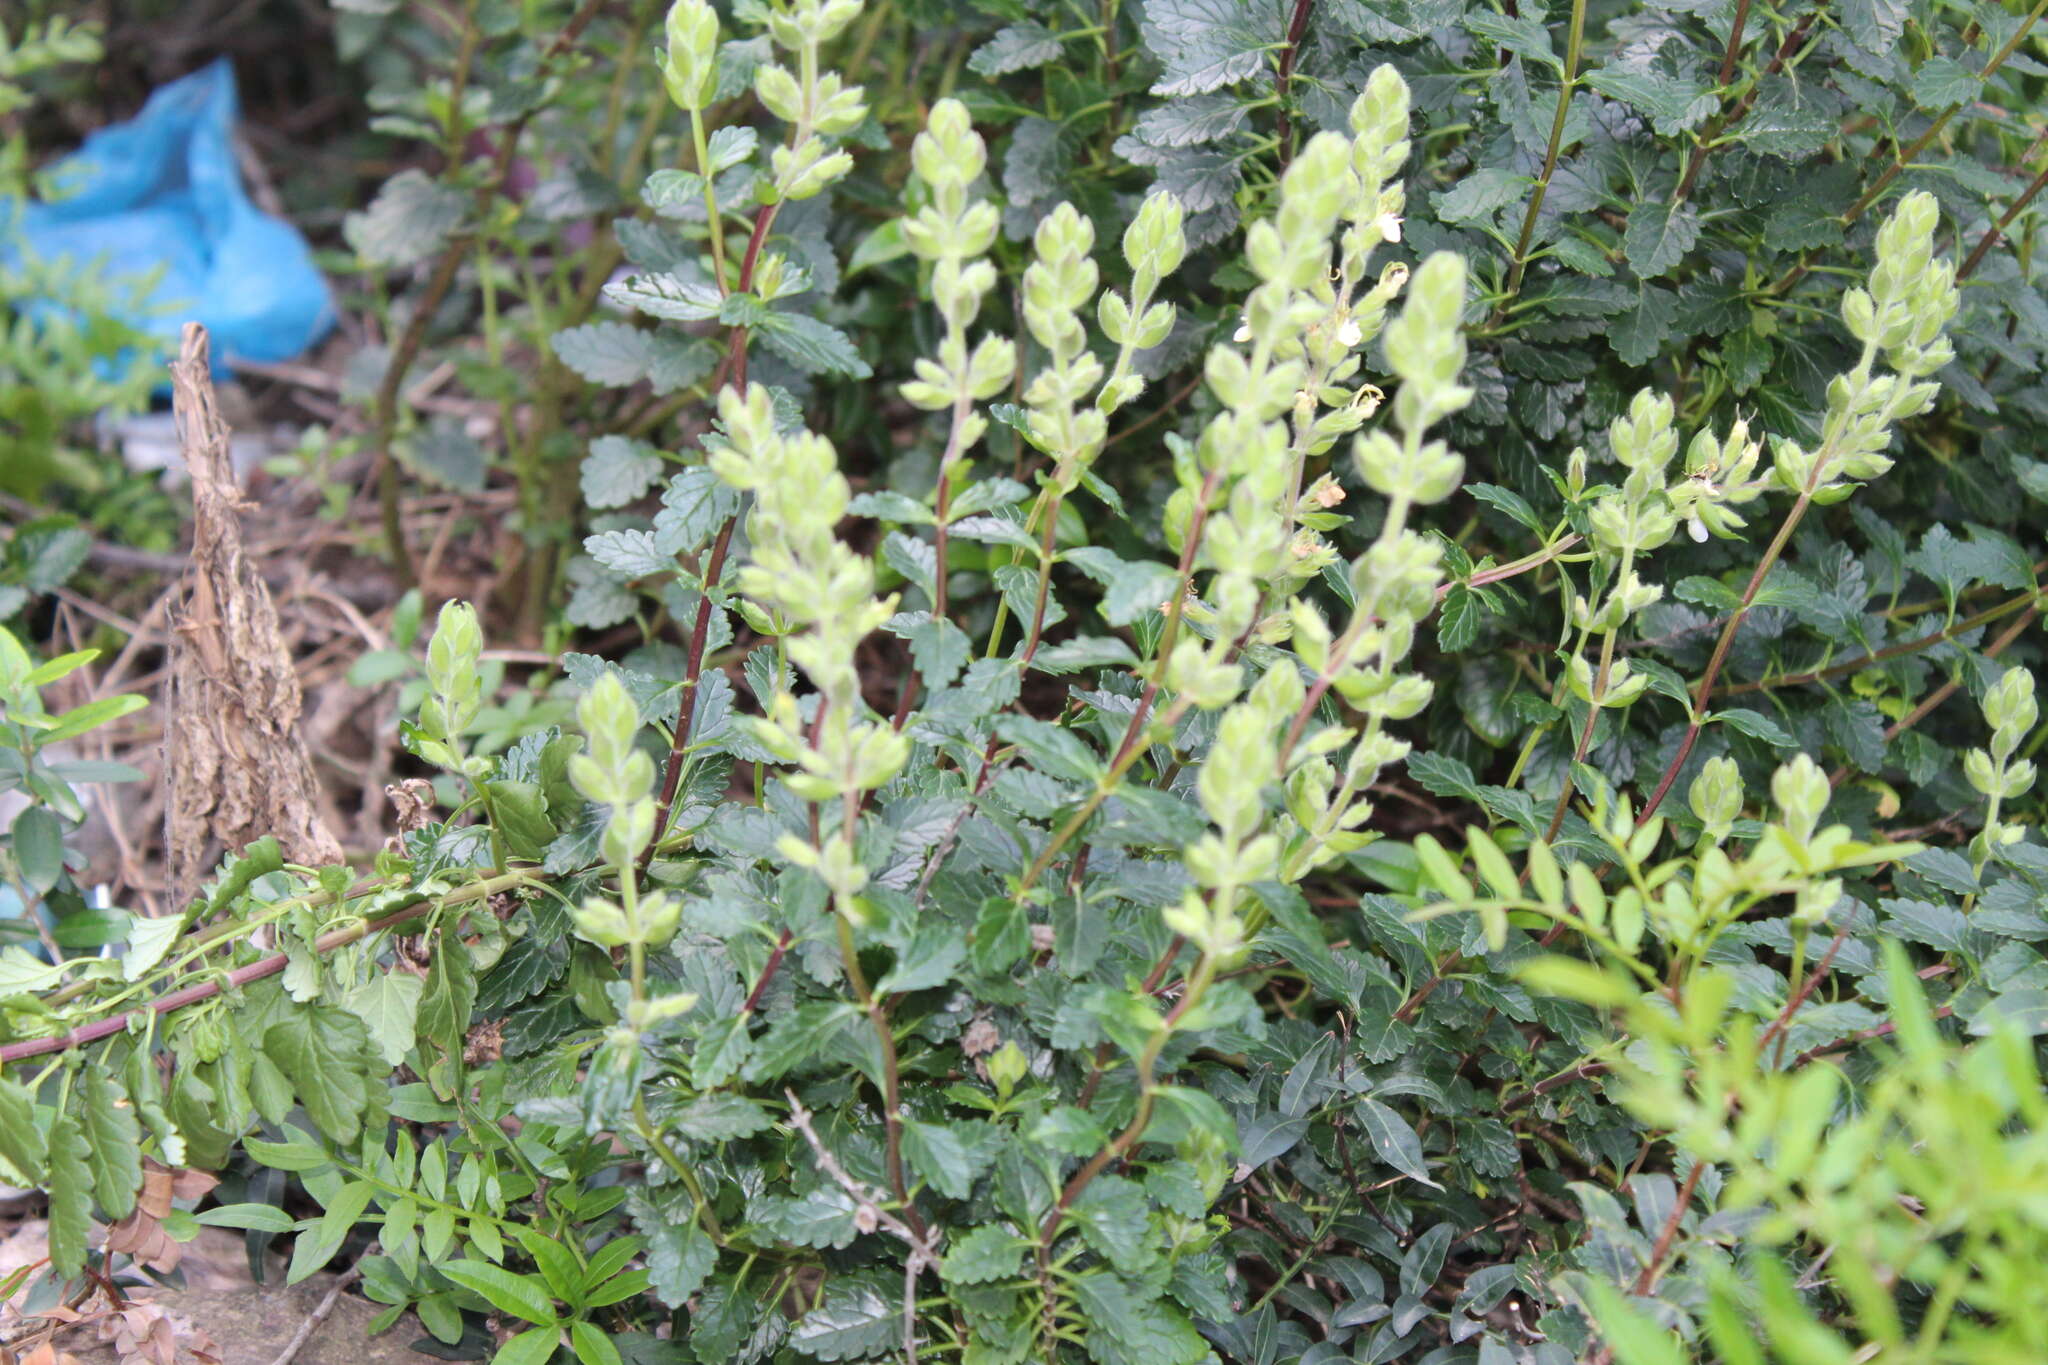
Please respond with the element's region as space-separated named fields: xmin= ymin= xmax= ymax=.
xmin=0 ymin=873 xmax=531 ymax=1066
xmin=740 ymin=928 xmax=795 ymax=1013
xmin=1276 ymin=536 xmax=1580 ymax=773
xmin=1503 ymin=1059 xmax=1611 ymax=1110
xmin=1755 ymin=917 xmax=1853 ymax=1056
xmin=1787 ymin=1004 xmax=1953 ymax=1069
xmin=1847 ymin=0 xmax=2047 ymax=230
xmin=368 ymin=0 xmax=608 ymax=588
xmin=644 ymin=204 xmax=786 ymax=866
xmin=1039 ymin=969 xmax=1206 ymax=1245
xmin=1716 ymin=0 xmax=1752 ymax=85
xmin=1674 ymin=10 xmax=1813 ymax=202
xmin=1720 ymin=591 xmax=2036 ymax=696
xmin=1829 ymin=604 xmax=2039 ymax=786
xmin=1018 ymin=489 xmax=1065 ymax=669
xmin=1636 ymin=491 xmax=1814 ymax=827
xmin=1774 ymin=0 xmax=2048 ymax=296
xmin=1588 ymin=1159 xmax=1703 ymax=1365
xmin=644 ymin=515 xmax=737 ymax=868
xmin=1271 ymin=0 xmax=1318 ymax=168
xmin=1960 ymin=155 xmax=2048 ymax=280
xmin=1637 ymin=1160 xmax=1703 ymax=1291
xmin=1106 ymin=467 xmax=1225 ymax=773
xmin=725 ymin=204 xmax=780 ymax=391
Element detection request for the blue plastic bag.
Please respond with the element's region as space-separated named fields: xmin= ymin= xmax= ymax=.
xmin=4 ymin=58 xmax=335 ymax=376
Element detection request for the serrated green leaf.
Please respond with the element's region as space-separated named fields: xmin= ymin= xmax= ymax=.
xmin=1623 ymin=199 xmax=1699 ymax=279
xmin=790 ymin=1275 xmax=898 ymax=1361
xmin=1069 ymin=1174 xmax=1158 ymax=1276
xmin=344 ymin=169 xmax=465 ymax=266
xmin=345 ymin=971 xmax=425 ymax=1067
xmin=903 ymin=1117 xmax=989 ymax=1199
xmin=941 ymin=1223 xmax=1025 ymax=1284
xmin=80 ymin=1065 xmax=142 ymax=1220
xmin=553 ymin=323 xmax=655 ymax=387
xmin=0 ymin=1078 xmax=45 ymax=1183
xmin=582 ymin=436 xmax=666 ymax=509
xmin=264 ymin=1005 xmax=374 ymax=1145
xmin=46 ymin=1112 xmax=92 ymax=1277
xmin=969 ymin=21 xmax=1063 ymax=74
xmin=758 ymin=313 xmax=873 ymax=378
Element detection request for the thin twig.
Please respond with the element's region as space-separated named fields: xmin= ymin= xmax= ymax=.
xmin=1587 ymin=1163 xmax=1703 ymax=1364
xmin=1828 ymin=604 xmax=2039 ymax=787
xmin=1960 ymin=153 xmax=2048 ymax=279
xmin=784 ymin=1090 xmax=939 ymax=1365
xmin=1718 ymin=591 xmax=2036 ymax=696
xmin=266 ymin=1264 xmax=364 ymax=1365
xmin=1674 ymin=10 xmax=1817 ymax=202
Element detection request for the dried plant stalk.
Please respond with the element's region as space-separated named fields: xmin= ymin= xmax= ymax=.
xmin=164 ymin=324 xmax=343 ymax=902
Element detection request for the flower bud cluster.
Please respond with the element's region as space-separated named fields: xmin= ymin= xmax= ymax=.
xmin=899 ymin=99 xmax=1013 ymax=452
xmin=711 ymin=385 xmax=909 ymax=869
xmin=1968 ymin=666 xmax=2039 ymax=863
xmin=1772 ymin=191 xmax=1959 ymax=501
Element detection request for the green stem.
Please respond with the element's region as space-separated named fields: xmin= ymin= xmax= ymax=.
xmin=1498 ymin=0 xmax=1589 ymax=315
xmin=689 ymin=106 xmax=730 ymax=292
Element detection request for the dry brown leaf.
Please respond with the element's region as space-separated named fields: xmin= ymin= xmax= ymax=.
xmin=19 ymin=1341 xmax=84 ymax=1365
xmin=101 ymin=1301 xmax=176 ymax=1365
xmin=164 ymin=322 xmax=344 ymax=904
xmin=102 ymin=1159 xmax=218 ymax=1274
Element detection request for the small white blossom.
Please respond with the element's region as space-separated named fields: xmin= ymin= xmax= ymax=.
xmin=1376 ymin=211 xmax=1403 ymax=243
xmin=1336 ymin=317 xmax=1363 ymax=347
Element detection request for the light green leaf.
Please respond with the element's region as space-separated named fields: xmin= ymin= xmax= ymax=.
xmin=903 ymin=1118 xmax=989 ymax=1199
xmin=345 ymin=971 xmax=426 ymax=1067
xmin=194 ymin=1202 xmax=297 ymax=1232
xmin=554 ymin=323 xmax=656 ymax=388
xmin=287 ymin=1179 xmax=375 ymax=1283
xmin=632 ymin=1188 xmax=717 ymax=1308
xmin=757 ymin=312 xmax=873 ymax=378
xmin=263 ymin=1005 xmax=374 ymax=1145
xmin=569 ymin=1321 xmax=625 ymax=1365
xmin=442 ymin=1258 xmax=558 ymax=1325
xmin=494 ymin=1327 xmax=563 ymax=1365
xmin=581 ymin=435 xmax=666 ymax=508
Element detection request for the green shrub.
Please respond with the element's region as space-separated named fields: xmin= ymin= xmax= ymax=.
xmin=3 ymin=0 xmax=2047 ymax=1362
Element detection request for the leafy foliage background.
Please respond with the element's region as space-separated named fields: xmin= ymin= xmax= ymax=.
xmin=1 ymin=0 xmax=2046 ymax=1362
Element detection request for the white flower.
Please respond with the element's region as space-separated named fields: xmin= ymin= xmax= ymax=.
xmin=1233 ymin=321 xmax=1253 ymax=343
xmin=1376 ymin=211 xmax=1403 ymax=243
xmin=1688 ymin=512 xmax=1709 ymax=543
xmin=1336 ymin=317 xmax=1363 ymax=348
